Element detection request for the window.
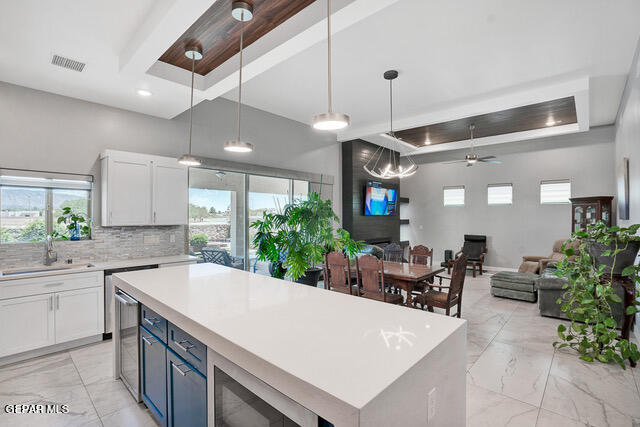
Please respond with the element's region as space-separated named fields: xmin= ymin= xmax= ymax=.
xmin=443 ymin=186 xmax=465 ymax=206
xmin=540 ymin=180 xmax=571 ymax=204
xmin=0 ymin=174 xmax=92 ymax=243
xmin=487 ymin=184 xmax=513 ymax=205
xmin=188 ymin=168 xmax=246 ymax=269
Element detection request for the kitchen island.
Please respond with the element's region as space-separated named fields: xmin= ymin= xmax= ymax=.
xmin=113 ymin=263 xmax=466 ymax=426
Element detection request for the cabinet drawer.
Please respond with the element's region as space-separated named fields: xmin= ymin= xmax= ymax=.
xmin=0 ymin=271 xmax=103 ymax=300
xmin=140 ymin=326 xmax=168 ymax=427
xmin=168 ymin=322 xmax=206 ymax=376
xmin=167 ymin=349 xmax=207 ymax=427
xmin=141 ymin=304 xmax=167 ymax=343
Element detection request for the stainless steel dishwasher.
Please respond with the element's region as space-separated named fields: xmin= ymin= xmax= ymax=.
xmin=104 ymin=264 xmax=158 ymax=337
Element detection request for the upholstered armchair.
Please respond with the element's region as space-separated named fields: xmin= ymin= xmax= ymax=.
xmin=520 ymin=239 xmax=575 ymax=274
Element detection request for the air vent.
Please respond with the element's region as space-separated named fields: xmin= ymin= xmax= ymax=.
xmin=51 ymin=54 xmax=85 ymax=72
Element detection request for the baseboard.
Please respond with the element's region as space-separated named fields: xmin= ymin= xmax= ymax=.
xmin=0 ymin=334 xmax=104 ymax=367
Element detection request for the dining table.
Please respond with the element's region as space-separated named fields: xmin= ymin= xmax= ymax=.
xmin=347 ymin=260 xmax=445 ymax=307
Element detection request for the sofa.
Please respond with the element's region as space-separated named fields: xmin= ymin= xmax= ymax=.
xmin=520 ymin=239 xmax=577 ymax=274
xmin=537 ymin=265 xmax=626 ymax=327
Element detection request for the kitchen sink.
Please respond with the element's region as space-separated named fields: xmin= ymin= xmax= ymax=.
xmin=0 ymin=263 xmax=95 ymax=277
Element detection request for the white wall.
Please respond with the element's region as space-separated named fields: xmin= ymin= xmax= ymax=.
xmin=403 ymin=127 xmax=616 ymax=268
xmin=0 ymin=81 xmax=341 ymax=222
xmin=615 ymin=38 xmax=640 ymax=228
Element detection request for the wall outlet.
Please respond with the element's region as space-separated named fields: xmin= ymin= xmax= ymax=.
xmin=427 ymin=388 xmax=436 ymax=423
xmin=169 ymin=233 xmax=176 ymax=243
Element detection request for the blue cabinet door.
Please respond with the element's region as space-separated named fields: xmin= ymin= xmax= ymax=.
xmin=166 ymin=349 xmax=207 ymax=427
xmin=140 ymin=326 xmax=167 ymax=427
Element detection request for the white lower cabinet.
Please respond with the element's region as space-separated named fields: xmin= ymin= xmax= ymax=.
xmin=55 ymin=287 xmax=104 ymax=344
xmin=0 ymin=271 xmax=104 ymax=359
xmin=0 ymin=293 xmax=55 ymax=357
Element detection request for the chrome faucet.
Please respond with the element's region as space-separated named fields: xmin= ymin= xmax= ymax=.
xmin=45 ymin=235 xmax=57 ymax=266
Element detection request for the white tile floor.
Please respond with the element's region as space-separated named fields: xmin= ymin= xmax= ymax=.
xmin=0 ymin=272 xmax=639 ymax=426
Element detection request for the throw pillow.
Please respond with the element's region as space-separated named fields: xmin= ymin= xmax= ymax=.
xmin=518 ymin=261 xmax=538 ymax=274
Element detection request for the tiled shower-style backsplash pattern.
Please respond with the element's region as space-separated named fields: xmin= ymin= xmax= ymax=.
xmin=0 ymin=225 xmax=186 ymax=269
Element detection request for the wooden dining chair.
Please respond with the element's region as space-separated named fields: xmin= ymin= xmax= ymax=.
xmin=409 ymin=245 xmax=434 ymax=296
xmin=410 ymin=245 xmax=433 ymax=266
xmin=356 ymin=255 xmax=403 ymax=305
xmin=413 ymin=255 xmax=468 ymax=317
xmin=324 ymin=252 xmax=357 ymax=295
xmin=383 ymin=243 xmax=405 ymax=263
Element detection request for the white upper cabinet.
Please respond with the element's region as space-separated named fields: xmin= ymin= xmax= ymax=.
xmin=101 ymin=150 xmax=187 ymax=226
xmin=153 ymin=160 xmax=188 ymax=225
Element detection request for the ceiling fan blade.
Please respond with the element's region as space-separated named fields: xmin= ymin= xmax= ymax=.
xmin=466 ymin=162 xmax=473 ymax=167
xmin=443 ymin=160 xmax=468 ymax=164
xmin=477 ymin=156 xmax=496 ymax=160
xmin=478 ymin=159 xmax=502 ymax=164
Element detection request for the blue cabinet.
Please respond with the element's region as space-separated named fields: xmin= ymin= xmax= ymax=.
xmin=139 ymin=313 xmax=207 ymax=427
xmin=167 ymin=349 xmax=207 ymax=427
xmin=140 ymin=326 xmax=167 ymax=426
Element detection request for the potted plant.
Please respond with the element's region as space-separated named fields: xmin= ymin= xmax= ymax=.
xmin=52 ymin=207 xmax=91 ymax=241
xmin=251 ymin=192 xmax=363 ymax=286
xmin=554 ymin=222 xmax=640 ymax=368
xmin=190 ymin=234 xmax=209 ymax=253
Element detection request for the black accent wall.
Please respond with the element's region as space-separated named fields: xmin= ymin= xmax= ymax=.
xmin=341 ymin=140 xmax=400 ymax=244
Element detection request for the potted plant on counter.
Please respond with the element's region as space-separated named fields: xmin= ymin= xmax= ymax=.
xmin=52 ymin=207 xmax=91 ymax=241
xmin=554 ymin=222 xmax=640 ymax=369
xmin=251 ymin=192 xmax=363 ymax=286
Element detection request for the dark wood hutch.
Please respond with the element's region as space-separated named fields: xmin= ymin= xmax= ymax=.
xmin=570 ymin=196 xmax=614 ymax=233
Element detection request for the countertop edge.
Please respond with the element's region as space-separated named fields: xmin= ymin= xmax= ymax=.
xmin=0 ymin=254 xmax=197 ymax=282
xmin=112 ymin=274 xmax=363 ymax=424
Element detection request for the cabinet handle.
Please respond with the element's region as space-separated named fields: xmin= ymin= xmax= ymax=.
xmin=56 ymin=295 xmax=59 ymax=310
xmin=45 ymin=282 xmax=64 ymax=287
xmin=172 ymin=363 xmax=191 ymax=376
xmin=153 ymin=211 xmax=157 ymax=223
xmin=142 ymin=335 xmax=155 ymax=346
xmin=49 ymin=295 xmax=53 ymax=311
xmin=143 ymin=317 xmax=159 ymax=327
xmin=174 ymin=339 xmax=195 ymax=354
xmin=110 ymin=211 xmax=113 ymax=225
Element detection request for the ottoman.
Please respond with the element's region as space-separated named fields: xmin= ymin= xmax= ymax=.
xmin=490 ymin=271 xmax=539 ymax=302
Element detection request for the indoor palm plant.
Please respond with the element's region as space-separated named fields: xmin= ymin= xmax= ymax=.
xmin=251 ymin=192 xmax=363 ymax=285
xmin=554 ymin=222 xmax=640 ymax=368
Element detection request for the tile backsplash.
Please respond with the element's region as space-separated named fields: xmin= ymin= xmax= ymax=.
xmin=0 ymin=225 xmax=187 ymax=269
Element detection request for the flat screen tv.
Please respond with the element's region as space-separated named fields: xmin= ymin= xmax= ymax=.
xmin=364 ymin=182 xmax=397 ymax=216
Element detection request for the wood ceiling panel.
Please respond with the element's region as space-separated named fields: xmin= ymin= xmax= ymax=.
xmin=159 ymin=0 xmax=318 ymax=76
xmin=394 ymin=97 xmax=577 ymax=147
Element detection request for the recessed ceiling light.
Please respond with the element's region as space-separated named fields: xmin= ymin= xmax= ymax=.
xmin=137 ymin=89 xmax=152 ymax=97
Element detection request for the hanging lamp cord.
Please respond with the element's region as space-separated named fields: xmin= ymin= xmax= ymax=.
xmin=236 ymin=10 xmax=245 ymax=142
xmin=327 ymin=0 xmax=332 ymax=113
xmin=188 ymin=52 xmax=195 ymax=155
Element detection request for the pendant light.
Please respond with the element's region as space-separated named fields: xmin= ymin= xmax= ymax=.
xmin=363 ymin=70 xmax=418 ymax=179
xmin=311 ymin=0 xmax=350 ymax=131
xmin=178 ymin=43 xmax=203 ymax=166
xmin=224 ymin=1 xmax=254 ymax=153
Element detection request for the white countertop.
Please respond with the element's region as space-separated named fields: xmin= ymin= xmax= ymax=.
xmin=113 ymin=263 xmax=466 ymax=416
xmin=0 ymin=255 xmax=197 ymax=281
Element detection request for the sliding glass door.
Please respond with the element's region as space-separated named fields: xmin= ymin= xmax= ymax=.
xmin=188 ymin=169 xmax=246 ymax=269
xmin=189 ymin=168 xmax=319 ymax=274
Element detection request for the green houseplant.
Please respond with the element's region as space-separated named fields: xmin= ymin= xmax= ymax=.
xmin=251 ymin=192 xmax=363 ymax=285
xmin=554 ymin=222 xmax=640 ymax=368
xmin=52 ymin=207 xmax=91 ymax=241
xmin=190 ymin=234 xmax=209 ymax=252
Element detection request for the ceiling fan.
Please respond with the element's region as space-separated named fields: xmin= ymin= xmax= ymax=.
xmin=445 ymin=125 xmax=502 ymax=167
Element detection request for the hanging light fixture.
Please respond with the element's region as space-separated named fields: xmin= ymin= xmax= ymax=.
xmin=224 ymin=1 xmax=254 ymax=153
xmin=178 ymin=43 xmax=203 ymax=166
xmin=363 ymin=70 xmax=418 ymax=179
xmin=311 ymin=0 xmax=350 ymax=131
